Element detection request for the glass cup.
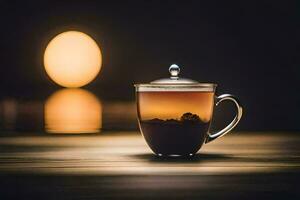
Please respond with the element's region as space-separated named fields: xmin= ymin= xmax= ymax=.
xmin=134 ymin=64 xmax=242 ymax=157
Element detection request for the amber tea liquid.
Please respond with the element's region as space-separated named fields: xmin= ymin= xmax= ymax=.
xmin=137 ymin=91 xmax=214 ymax=156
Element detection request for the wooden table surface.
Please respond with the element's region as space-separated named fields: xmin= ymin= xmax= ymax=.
xmin=0 ymin=132 xmax=299 ymax=199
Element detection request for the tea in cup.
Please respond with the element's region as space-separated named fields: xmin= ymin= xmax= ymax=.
xmin=135 ymin=64 xmax=242 ymax=157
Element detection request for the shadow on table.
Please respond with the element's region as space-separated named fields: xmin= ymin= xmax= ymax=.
xmin=132 ymin=152 xmax=232 ymax=163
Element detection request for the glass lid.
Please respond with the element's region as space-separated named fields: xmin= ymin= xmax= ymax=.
xmin=135 ymin=64 xmax=216 ymax=92
xmin=151 ymin=64 xmax=199 ymax=84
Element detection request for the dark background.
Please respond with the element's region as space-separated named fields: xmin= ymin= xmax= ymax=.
xmin=0 ymin=1 xmax=299 ymax=131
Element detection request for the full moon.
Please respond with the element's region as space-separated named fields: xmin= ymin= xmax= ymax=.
xmin=44 ymin=31 xmax=102 ymax=88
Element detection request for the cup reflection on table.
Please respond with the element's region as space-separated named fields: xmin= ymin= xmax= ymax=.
xmin=44 ymin=88 xmax=102 ymax=134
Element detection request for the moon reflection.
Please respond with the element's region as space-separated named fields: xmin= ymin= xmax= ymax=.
xmin=44 ymin=89 xmax=102 ymax=134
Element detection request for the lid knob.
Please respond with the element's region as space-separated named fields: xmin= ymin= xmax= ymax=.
xmin=169 ymin=64 xmax=180 ymax=79
xmin=149 ymin=64 xmax=199 ymax=84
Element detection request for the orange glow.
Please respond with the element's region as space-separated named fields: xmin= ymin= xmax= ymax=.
xmin=44 ymin=31 xmax=102 ymax=88
xmin=44 ymin=89 xmax=102 ymax=134
xmin=138 ymin=92 xmax=214 ymax=122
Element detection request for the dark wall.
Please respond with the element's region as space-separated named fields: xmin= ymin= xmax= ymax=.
xmin=0 ymin=1 xmax=299 ymax=131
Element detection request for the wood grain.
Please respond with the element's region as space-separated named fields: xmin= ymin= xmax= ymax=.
xmin=0 ymin=132 xmax=299 ymax=199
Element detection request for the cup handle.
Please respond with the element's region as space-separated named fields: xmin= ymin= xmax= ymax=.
xmin=205 ymin=94 xmax=243 ymax=143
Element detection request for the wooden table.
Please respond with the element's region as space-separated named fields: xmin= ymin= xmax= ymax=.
xmin=0 ymin=132 xmax=299 ymax=199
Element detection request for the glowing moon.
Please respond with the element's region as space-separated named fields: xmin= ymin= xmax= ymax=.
xmin=44 ymin=31 xmax=102 ymax=88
